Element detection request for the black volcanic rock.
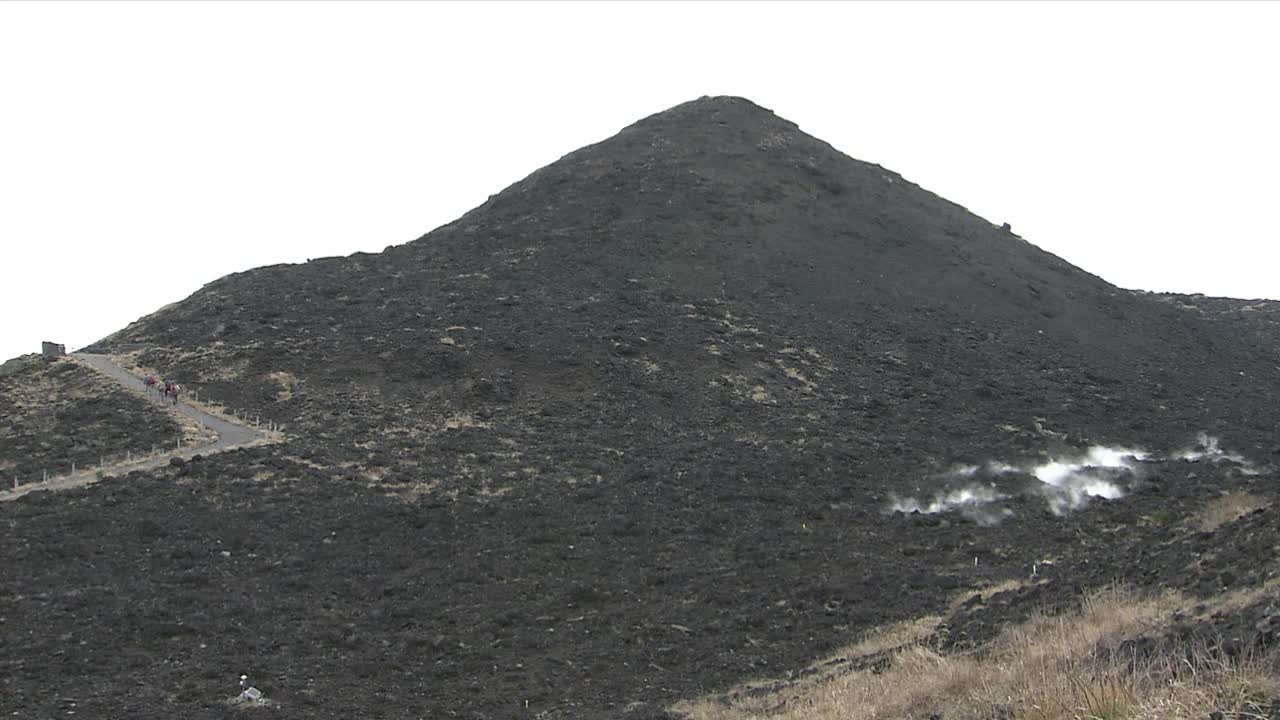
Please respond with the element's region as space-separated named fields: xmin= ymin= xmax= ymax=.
xmin=98 ymin=97 xmax=1279 ymax=462
xmin=8 ymin=96 xmax=1279 ymax=718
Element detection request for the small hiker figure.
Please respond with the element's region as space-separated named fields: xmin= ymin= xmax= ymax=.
xmin=144 ymin=375 xmax=156 ymax=392
xmin=170 ymin=383 xmax=181 ymax=405
xmin=162 ymin=381 xmax=172 ymax=401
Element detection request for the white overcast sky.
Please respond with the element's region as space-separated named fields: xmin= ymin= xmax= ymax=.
xmin=2 ymin=1 xmax=1278 ymax=362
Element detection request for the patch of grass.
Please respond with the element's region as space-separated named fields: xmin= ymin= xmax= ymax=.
xmin=671 ymin=585 xmax=1280 ymax=720
xmin=268 ymin=371 xmax=298 ymax=401
xmin=782 ymin=614 xmax=946 ymax=692
xmin=948 ymin=578 xmax=1033 ymax=611
xmin=1140 ymin=508 xmax=1179 ymax=527
xmin=0 ymin=354 xmax=45 ymax=378
xmin=443 ymin=413 xmax=492 ymax=430
xmin=1197 ymin=491 xmax=1269 ymax=531
xmin=844 ymin=614 xmax=944 ymax=660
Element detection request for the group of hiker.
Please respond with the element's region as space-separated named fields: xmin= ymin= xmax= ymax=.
xmin=142 ymin=374 xmax=181 ymax=405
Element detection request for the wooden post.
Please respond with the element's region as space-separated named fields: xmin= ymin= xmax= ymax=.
xmin=12 ymin=476 xmax=17 ymax=490
xmin=176 ymin=436 xmax=182 ymax=449
xmin=43 ymin=469 xmax=48 ymax=483
xmin=71 ymin=461 xmax=76 ymax=474
xmin=127 ymin=450 xmax=132 ymax=463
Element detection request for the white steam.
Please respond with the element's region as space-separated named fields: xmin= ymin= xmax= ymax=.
xmin=1032 ymin=446 xmax=1148 ymax=515
xmin=888 ymin=463 xmax=1016 ymax=527
xmin=889 ymin=435 xmax=1262 ymax=523
xmin=1176 ymin=433 xmax=1261 ymax=475
xmin=891 ymin=485 xmax=1006 ymax=515
xmin=890 ymin=485 xmax=1011 ymax=526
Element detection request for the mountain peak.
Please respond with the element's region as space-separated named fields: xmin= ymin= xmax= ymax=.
xmin=616 ymin=94 xmax=799 ymax=147
xmin=638 ymin=94 xmax=784 ymax=124
xmin=50 ymin=97 xmax=1280 ymax=719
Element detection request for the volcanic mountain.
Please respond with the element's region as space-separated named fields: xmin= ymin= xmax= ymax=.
xmin=6 ymin=96 xmax=1280 ymax=718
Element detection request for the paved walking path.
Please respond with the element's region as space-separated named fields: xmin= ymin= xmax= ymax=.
xmin=2 ymin=353 xmax=282 ymax=501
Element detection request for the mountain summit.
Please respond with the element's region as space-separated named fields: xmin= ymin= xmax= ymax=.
xmin=9 ymin=97 xmax=1278 ymax=717
xmin=102 ymin=95 xmax=1273 ymax=465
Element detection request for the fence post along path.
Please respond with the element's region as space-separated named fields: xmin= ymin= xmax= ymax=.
xmin=1 ymin=353 xmax=284 ymax=501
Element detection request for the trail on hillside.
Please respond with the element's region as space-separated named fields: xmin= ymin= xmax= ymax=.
xmin=1 ymin=353 xmax=280 ymax=501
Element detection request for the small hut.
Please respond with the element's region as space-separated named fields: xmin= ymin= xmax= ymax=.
xmin=41 ymin=341 xmax=66 ymax=359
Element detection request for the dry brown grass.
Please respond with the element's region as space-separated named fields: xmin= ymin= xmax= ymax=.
xmin=1195 ymin=576 xmax=1280 ymax=618
xmin=393 ymin=480 xmax=442 ymax=503
xmin=948 ymin=578 xmax=1034 ymax=611
xmin=782 ymin=613 xmax=947 ymax=693
xmin=672 ymin=585 xmax=1280 ymax=720
xmin=443 ymin=414 xmax=492 ymax=430
xmin=844 ymin=614 xmax=944 ymax=661
xmin=1197 ymin=490 xmax=1269 ymax=531
xmin=268 ymin=371 xmax=298 ymax=402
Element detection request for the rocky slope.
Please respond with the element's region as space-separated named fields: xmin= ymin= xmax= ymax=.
xmin=0 ymin=355 xmax=181 ymax=486
xmin=3 ymin=96 xmax=1278 ymax=718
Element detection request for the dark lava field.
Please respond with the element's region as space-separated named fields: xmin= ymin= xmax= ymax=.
xmin=4 ymin=96 xmax=1280 ymax=718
